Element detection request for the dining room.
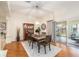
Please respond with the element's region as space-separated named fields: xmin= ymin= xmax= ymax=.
xmin=1 ymin=1 xmax=79 ymax=57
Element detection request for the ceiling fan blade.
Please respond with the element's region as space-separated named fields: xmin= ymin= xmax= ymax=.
xmin=25 ymin=1 xmax=31 ymax=3
xmin=40 ymin=8 xmax=55 ymax=19
xmin=41 ymin=7 xmax=54 ymax=14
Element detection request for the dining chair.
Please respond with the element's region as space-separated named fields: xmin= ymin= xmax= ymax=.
xmin=31 ymin=37 xmax=37 ymax=49
xmin=27 ymin=35 xmax=32 ymax=46
xmin=27 ymin=33 xmax=37 ymax=49
xmin=38 ymin=35 xmax=51 ymax=54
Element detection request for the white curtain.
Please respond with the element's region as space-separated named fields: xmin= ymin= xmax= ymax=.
xmin=47 ymin=20 xmax=56 ymax=40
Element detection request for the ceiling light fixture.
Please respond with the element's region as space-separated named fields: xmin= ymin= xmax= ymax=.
xmin=25 ymin=1 xmax=31 ymax=3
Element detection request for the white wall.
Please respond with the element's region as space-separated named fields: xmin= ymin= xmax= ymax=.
xmin=6 ymin=12 xmax=47 ymax=43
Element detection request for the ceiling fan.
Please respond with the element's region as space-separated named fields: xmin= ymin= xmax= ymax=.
xmin=25 ymin=1 xmax=54 ymax=19
xmin=25 ymin=1 xmax=31 ymax=3
xmin=25 ymin=1 xmax=43 ymax=9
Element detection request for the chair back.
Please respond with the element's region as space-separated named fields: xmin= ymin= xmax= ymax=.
xmin=27 ymin=32 xmax=33 ymax=40
xmin=46 ymin=35 xmax=51 ymax=42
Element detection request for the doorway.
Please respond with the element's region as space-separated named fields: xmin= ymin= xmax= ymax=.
xmin=67 ymin=20 xmax=79 ymax=46
xmin=55 ymin=21 xmax=67 ymax=44
xmin=55 ymin=20 xmax=79 ymax=46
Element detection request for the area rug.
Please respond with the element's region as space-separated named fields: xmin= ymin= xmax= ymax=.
xmin=21 ymin=41 xmax=62 ymax=57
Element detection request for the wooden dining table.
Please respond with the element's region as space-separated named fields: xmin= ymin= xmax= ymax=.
xmin=32 ymin=34 xmax=46 ymax=42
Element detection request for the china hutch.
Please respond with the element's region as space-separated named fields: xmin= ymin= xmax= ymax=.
xmin=23 ymin=23 xmax=34 ymax=40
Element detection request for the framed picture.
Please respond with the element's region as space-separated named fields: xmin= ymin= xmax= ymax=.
xmin=0 ymin=22 xmax=6 ymax=30
xmin=41 ymin=23 xmax=46 ymax=30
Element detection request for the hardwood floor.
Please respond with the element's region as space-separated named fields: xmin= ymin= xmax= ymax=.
xmin=4 ymin=41 xmax=79 ymax=57
xmin=4 ymin=41 xmax=28 ymax=57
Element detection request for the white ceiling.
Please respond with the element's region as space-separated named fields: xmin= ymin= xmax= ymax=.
xmin=1 ymin=1 xmax=79 ymax=21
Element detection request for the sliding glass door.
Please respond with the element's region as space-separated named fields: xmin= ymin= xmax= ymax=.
xmin=67 ymin=23 xmax=79 ymax=46
xmin=55 ymin=21 xmax=67 ymax=44
xmin=55 ymin=20 xmax=79 ymax=46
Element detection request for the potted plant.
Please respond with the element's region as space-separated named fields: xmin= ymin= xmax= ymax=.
xmin=0 ymin=31 xmax=6 ymax=38
xmin=1 ymin=32 xmax=4 ymax=36
xmin=35 ymin=27 xmax=41 ymax=35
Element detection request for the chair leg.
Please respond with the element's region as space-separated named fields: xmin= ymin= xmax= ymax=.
xmin=38 ymin=43 xmax=40 ymax=53
xmin=29 ymin=40 xmax=31 ymax=46
xmin=32 ymin=41 xmax=33 ymax=49
xmin=44 ymin=45 xmax=46 ymax=54
xmin=49 ymin=43 xmax=51 ymax=51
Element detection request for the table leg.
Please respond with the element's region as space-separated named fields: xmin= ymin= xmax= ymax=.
xmin=38 ymin=43 xmax=40 ymax=53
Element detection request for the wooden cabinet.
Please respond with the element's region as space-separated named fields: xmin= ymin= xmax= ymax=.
xmin=23 ymin=23 xmax=34 ymax=40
